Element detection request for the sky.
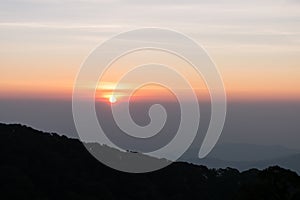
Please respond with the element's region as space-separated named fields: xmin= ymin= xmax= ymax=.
xmin=0 ymin=0 xmax=300 ymax=153
xmin=1 ymin=0 xmax=300 ymax=101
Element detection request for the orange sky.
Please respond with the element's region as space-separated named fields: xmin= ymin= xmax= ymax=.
xmin=1 ymin=48 xmax=299 ymax=101
xmin=1 ymin=1 xmax=299 ymax=102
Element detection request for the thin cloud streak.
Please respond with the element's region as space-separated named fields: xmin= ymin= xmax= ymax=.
xmin=0 ymin=22 xmax=126 ymax=30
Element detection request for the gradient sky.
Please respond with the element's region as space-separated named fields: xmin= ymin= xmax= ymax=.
xmin=1 ymin=0 xmax=300 ymax=101
xmin=1 ymin=0 xmax=300 ymax=152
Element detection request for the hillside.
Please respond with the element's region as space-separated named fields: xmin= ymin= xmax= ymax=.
xmin=1 ymin=123 xmax=300 ymax=200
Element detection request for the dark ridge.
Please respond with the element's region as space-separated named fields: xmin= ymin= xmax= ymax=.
xmin=0 ymin=122 xmax=300 ymax=200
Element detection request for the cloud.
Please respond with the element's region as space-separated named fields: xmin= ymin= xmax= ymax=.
xmin=0 ymin=22 xmax=124 ymax=30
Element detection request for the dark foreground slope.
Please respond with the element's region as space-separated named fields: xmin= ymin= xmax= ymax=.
xmin=1 ymin=123 xmax=300 ymax=200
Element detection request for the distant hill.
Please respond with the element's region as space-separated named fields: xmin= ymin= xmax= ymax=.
xmin=183 ymin=154 xmax=300 ymax=174
xmin=1 ymin=123 xmax=300 ymax=200
xmin=181 ymin=143 xmax=300 ymax=174
xmin=205 ymin=143 xmax=300 ymax=162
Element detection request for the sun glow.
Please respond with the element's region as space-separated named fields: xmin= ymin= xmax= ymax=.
xmin=109 ymin=95 xmax=117 ymax=103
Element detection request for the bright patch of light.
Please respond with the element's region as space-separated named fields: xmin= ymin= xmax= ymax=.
xmin=109 ymin=95 xmax=117 ymax=103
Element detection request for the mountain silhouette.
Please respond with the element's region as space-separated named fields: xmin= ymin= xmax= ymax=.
xmin=1 ymin=123 xmax=300 ymax=200
xmin=182 ymin=152 xmax=300 ymax=175
xmin=203 ymin=143 xmax=300 ymax=162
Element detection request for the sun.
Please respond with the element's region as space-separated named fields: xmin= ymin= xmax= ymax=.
xmin=109 ymin=95 xmax=117 ymax=103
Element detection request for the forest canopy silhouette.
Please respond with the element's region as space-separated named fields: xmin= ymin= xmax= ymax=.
xmin=1 ymin=123 xmax=300 ymax=200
